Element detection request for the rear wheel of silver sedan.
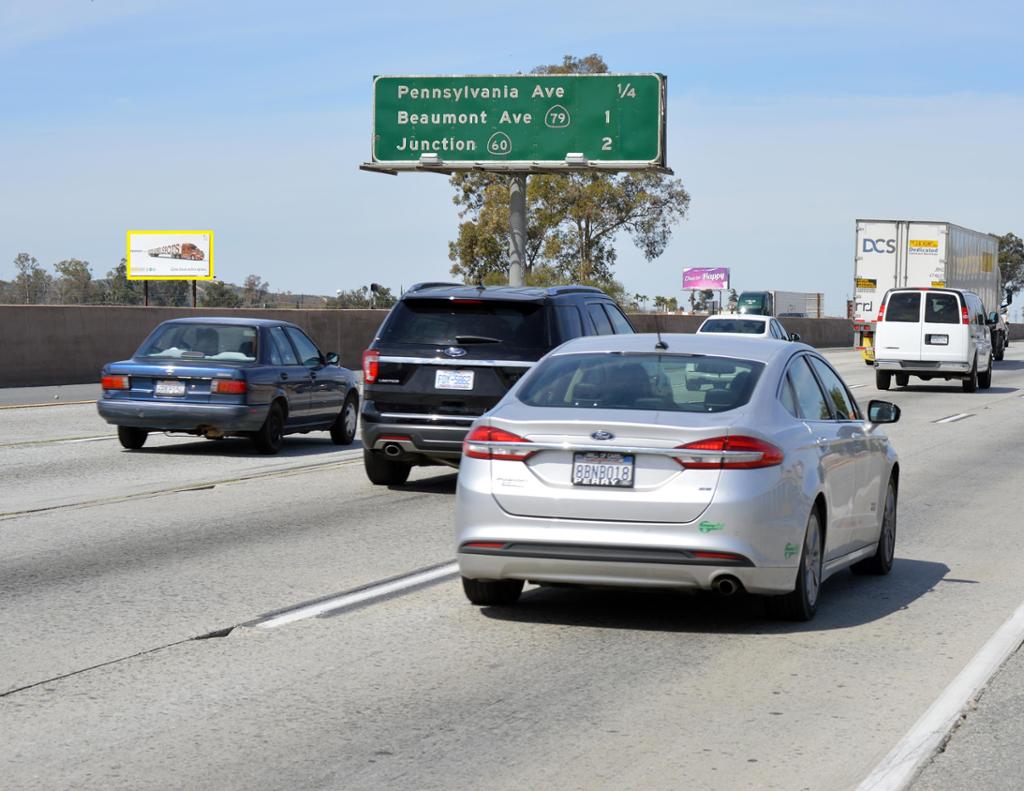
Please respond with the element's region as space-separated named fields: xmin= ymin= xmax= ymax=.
xmin=766 ymin=508 xmax=822 ymax=622
xmin=852 ymin=477 xmax=897 ymax=575
xmin=117 ymin=426 xmax=148 ymax=450
xmin=462 ymin=577 xmax=524 ymax=606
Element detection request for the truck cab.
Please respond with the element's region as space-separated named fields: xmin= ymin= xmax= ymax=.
xmin=736 ymin=291 xmax=771 ymax=316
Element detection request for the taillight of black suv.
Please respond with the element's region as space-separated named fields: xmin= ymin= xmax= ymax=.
xmin=360 ymin=283 xmax=635 ymax=485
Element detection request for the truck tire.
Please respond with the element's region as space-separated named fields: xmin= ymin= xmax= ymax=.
xmin=895 ymin=373 xmax=909 ymax=388
xmin=875 ymin=370 xmax=891 ymax=391
xmin=994 ymin=335 xmax=1005 ymax=361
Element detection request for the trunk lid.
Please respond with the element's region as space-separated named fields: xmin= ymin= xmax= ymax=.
xmin=107 ymin=360 xmax=248 ymax=404
xmin=486 ymin=408 xmax=739 ymax=524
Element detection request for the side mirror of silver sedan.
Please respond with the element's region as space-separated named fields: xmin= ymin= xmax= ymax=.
xmin=867 ymin=399 xmax=900 ymax=424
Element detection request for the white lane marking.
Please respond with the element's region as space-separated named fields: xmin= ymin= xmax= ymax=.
xmin=848 ymin=384 xmax=867 ymax=389
xmin=249 ymin=561 xmax=460 ymax=629
xmin=933 ymin=413 xmax=973 ymax=424
xmin=856 ymin=601 xmax=1024 ymax=791
xmin=62 ymin=436 xmax=114 ymax=444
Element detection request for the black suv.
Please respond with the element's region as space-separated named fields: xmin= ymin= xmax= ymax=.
xmin=360 ymin=283 xmax=635 ymax=484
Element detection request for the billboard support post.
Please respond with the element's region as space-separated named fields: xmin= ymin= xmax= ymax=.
xmin=143 ymin=281 xmax=149 ymax=307
xmin=508 ymin=174 xmax=526 ymax=287
xmin=192 ymin=280 xmax=197 ymax=308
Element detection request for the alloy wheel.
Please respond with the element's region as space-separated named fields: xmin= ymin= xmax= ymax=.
xmin=804 ymin=514 xmax=822 ymax=607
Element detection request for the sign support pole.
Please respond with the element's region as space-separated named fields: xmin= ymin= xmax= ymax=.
xmin=143 ymin=281 xmax=149 ymax=307
xmin=508 ymin=174 xmax=527 ymax=287
xmin=192 ymin=280 xmax=197 ymax=308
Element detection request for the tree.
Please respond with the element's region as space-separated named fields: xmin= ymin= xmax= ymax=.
xmin=997 ymin=232 xmax=1024 ymax=297
xmin=12 ymin=253 xmax=52 ymax=304
xmin=100 ymin=258 xmax=143 ymax=305
xmin=448 ymin=54 xmax=690 ymax=285
xmin=53 ymin=258 xmax=94 ymax=304
xmin=332 ymin=285 xmax=398 ymax=309
xmin=200 ymin=280 xmax=242 ymax=308
xmin=149 ymin=280 xmax=192 ymax=306
xmin=242 ymin=274 xmax=269 ymax=307
xmin=727 ymin=288 xmax=739 ymax=312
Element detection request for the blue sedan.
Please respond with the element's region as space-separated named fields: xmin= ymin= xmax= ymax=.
xmin=97 ymin=317 xmax=359 ymax=454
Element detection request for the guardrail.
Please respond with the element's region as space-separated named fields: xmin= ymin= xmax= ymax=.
xmin=1 ymin=305 xmax=1021 ymax=388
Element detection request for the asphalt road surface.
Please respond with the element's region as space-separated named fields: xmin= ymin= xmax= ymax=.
xmin=2 ymin=347 xmax=1023 ymax=790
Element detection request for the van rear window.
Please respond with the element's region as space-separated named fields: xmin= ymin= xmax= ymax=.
xmin=925 ymin=293 xmax=960 ymax=324
xmin=885 ymin=293 xmax=921 ymax=322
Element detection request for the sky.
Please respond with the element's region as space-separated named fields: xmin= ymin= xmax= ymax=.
xmin=1 ymin=0 xmax=1022 ymax=316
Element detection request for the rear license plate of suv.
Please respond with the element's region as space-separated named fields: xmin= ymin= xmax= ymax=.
xmin=155 ymin=380 xmax=186 ymax=396
xmin=435 ymin=370 xmax=474 ymax=390
xmin=572 ymin=452 xmax=635 ymax=488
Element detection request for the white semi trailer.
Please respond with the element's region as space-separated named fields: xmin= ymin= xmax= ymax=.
xmin=853 ymin=220 xmax=1005 ymax=363
xmin=735 ymin=290 xmax=825 ymax=317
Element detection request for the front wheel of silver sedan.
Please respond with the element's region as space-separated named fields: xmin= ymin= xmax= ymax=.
xmin=766 ymin=508 xmax=823 ymax=622
xmin=852 ymin=477 xmax=897 ymax=576
xmin=462 ymin=577 xmax=524 ymax=606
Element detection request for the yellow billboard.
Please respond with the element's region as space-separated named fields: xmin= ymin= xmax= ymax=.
xmin=127 ymin=230 xmax=214 ymax=280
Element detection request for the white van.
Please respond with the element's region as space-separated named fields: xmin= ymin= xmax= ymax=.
xmin=873 ymin=288 xmax=993 ymax=392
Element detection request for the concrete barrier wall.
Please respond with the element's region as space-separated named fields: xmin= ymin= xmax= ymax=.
xmin=0 ymin=305 xmax=388 ymax=387
xmin=1 ymin=305 xmax=1022 ymax=388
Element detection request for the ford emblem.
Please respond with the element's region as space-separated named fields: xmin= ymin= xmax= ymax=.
xmin=591 ymin=430 xmax=615 ymax=441
xmin=444 ymin=347 xmax=467 ymax=358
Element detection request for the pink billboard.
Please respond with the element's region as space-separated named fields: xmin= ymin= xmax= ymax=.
xmin=682 ymin=267 xmax=730 ymax=290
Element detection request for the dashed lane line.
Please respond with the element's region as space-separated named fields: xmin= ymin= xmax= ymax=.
xmin=0 ymin=399 xmax=94 ymax=410
xmin=0 ymin=451 xmax=363 ymax=520
xmin=0 ymin=434 xmax=113 ymax=449
xmin=933 ymin=413 xmax=974 ymax=424
xmin=245 ymin=560 xmax=460 ymax=629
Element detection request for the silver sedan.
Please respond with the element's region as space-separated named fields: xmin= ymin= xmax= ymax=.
xmin=455 ymin=333 xmax=901 ymax=620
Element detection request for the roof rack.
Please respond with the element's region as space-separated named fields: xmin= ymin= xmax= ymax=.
xmin=406 ymin=281 xmax=465 ymax=293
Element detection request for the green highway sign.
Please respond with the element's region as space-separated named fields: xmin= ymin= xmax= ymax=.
xmin=368 ymin=73 xmax=666 ymax=171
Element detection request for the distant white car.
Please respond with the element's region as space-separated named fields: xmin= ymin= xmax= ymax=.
xmin=697 ymin=314 xmax=800 ymax=342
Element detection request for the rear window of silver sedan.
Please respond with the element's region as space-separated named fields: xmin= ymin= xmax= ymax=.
xmin=517 ymin=353 xmax=765 ymax=413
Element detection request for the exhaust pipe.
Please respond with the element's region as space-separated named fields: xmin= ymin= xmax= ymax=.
xmin=383 ymin=443 xmax=403 ymax=457
xmin=711 ymin=575 xmax=742 ymax=597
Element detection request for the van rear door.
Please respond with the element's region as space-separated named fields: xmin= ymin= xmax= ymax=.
xmin=876 ymin=291 xmax=922 ymax=360
xmin=920 ymin=291 xmax=966 ymax=363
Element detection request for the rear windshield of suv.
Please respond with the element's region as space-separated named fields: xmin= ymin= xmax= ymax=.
xmin=380 ymin=299 xmax=548 ymax=347
xmin=924 ymin=292 xmax=961 ymax=324
xmin=885 ymin=292 xmax=922 ymax=322
xmin=517 ymin=352 xmax=764 ymax=413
